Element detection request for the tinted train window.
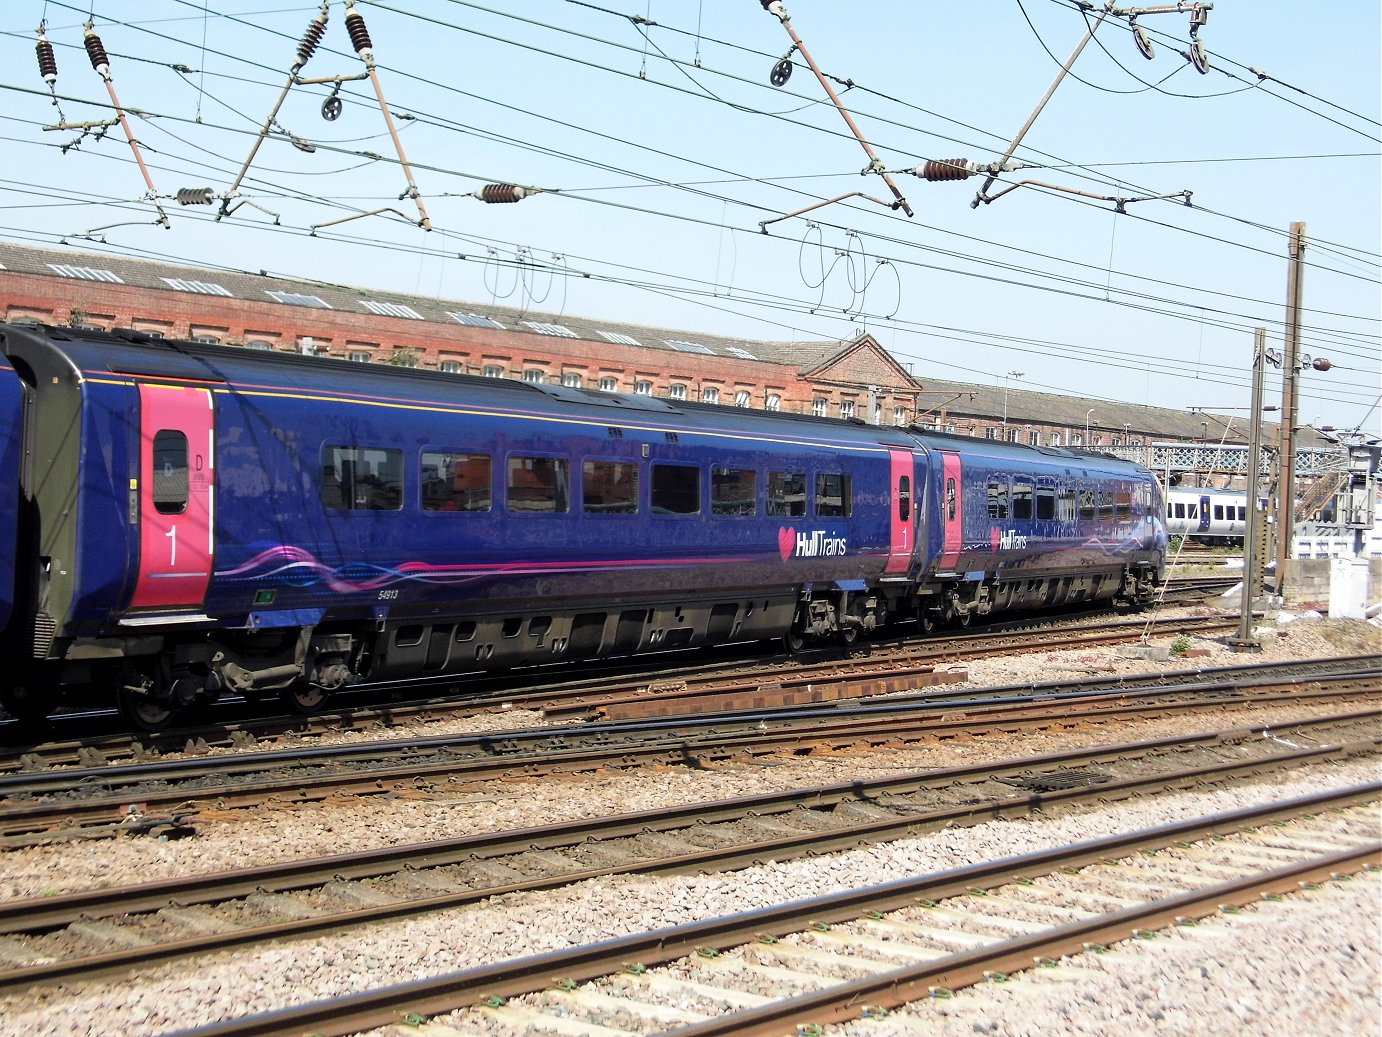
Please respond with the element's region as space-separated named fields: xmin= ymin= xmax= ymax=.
xmin=422 ymin=451 xmax=491 ymax=512
xmin=584 ymin=460 xmax=639 ymax=514
xmin=986 ymin=480 xmax=1009 ymax=520
xmin=151 ymin=430 xmax=189 ymax=515
xmin=1058 ymin=487 xmax=1076 ymax=522
xmin=945 ymin=477 xmax=956 ymax=521
xmin=1036 ymin=487 xmax=1055 ymax=521
xmin=507 ymin=456 xmax=569 ymax=513
xmin=898 ymin=475 xmax=911 ymax=522
xmin=1214 ymin=505 xmax=1224 ymax=521
xmin=1078 ymin=487 xmax=1096 ymax=521
xmin=767 ymin=471 xmax=806 ymax=517
xmin=651 ymin=463 xmax=700 ymax=515
xmin=1115 ymin=490 xmax=1132 ymax=519
xmin=1012 ymin=481 xmax=1033 ymax=520
xmin=323 ymin=446 xmax=403 ymax=511
xmin=712 ymin=468 xmax=756 ymax=517
xmin=815 ymin=473 xmax=852 ymax=517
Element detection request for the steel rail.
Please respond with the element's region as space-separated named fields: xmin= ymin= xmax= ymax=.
xmin=1 ymin=675 xmax=1376 ymax=839
xmin=0 ymin=719 xmax=1375 ymax=994
xmin=153 ymin=783 xmax=1382 ymax=1037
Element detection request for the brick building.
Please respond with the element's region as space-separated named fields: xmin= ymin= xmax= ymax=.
xmin=0 ymin=240 xmax=1269 ymax=454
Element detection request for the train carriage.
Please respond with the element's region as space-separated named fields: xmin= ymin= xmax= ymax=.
xmin=0 ymin=322 xmax=1167 ymax=729
xmin=0 ymin=360 xmax=22 ymax=636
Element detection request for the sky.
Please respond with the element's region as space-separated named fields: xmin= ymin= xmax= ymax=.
xmin=1 ymin=0 xmax=1378 ymax=436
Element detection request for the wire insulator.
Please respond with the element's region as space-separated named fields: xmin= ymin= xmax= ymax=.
xmin=476 ymin=184 xmax=531 ymax=204
xmin=922 ymin=159 xmax=973 ymax=182
xmin=176 ymin=187 xmax=215 ymax=206
xmin=295 ymin=14 xmax=327 ymax=69
xmin=345 ymin=10 xmax=374 ymax=57
xmin=36 ymin=34 xmax=58 ymax=85
xmin=84 ymin=27 xmax=110 ymax=73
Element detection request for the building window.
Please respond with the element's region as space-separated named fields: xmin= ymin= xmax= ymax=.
xmin=839 ymin=401 xmax=856 ymax=420
xmin=523 ymin=369 xmax=546 ymax=384
xmin=1050 ymin=433 xmax=1062 ymax=447
xmin=1112 ymin=436 xmax=1122 ymax=447
xmin=1006 ymin=428 xmax=1018 ymax=443
xmin=735 ymin=390 xmax=752 ymax=408
xmin=985 ymin=427 xmax=997 ymax=440
xmin=521 ymin=321 xmax=577 ymax=338
xmin=634 ymin=380 xmax=653 ymax=396
xmin=812 ymin=398 xmax=827 ymax=417
xmin=349 ymin=350 xmax=371 ymax=363
xmin=1029 ymin=431 xmax=1041 ymax=446
xmin=765 ymin=393 xmax=781 ymax=412
xmin=190 ymin=335 xmax=221 ymax=345
xmin=702 ymin=386 xmax=720 ymax=405
xmin=267 ymin=291 xmax=331 ymax=309
xmin=483 ymin=365 xmax=506 ymax=379
xmin=665 ymin=339 xmax=713 ymax=355
xmin=162 ymin=277 xmax=232 ymax=297
xmin=893 ymin=406 xmax=909 ymax=426
xmin=599 ymin=376 xmax=619 ymax=392
xmin=360 ymin=300 xmax=423 ymax=320
xmin=598 ymin=331 xmax=640 ymax=346
xmin=440 ymin=359 xmax=462 ymax=374
xmin=1092 ymin=435 xmax=1103 ymax=446
xmin=724 ymin=346 xmax=759 ymax=361
xmin=668 ymin=384 xmax=687 ymax=401
xmin=562 ymin=372 xmax=583 ymax=388
xmin=1071 ymin=433 xmax=1083 ymax=446
xmin=297 ymin=338 xmax=318 ymax=356
xmin=246 ymin=340 xmax=274 ymax=351
xmin=448 ymin=312 xmax=505 ymax=329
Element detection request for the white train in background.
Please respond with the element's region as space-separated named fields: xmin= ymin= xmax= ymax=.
xmin=1164 ymin=486 xmax=1263 ymax=543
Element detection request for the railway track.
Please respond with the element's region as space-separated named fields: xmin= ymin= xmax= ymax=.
xmin=150 ymin=782 xmax=1381 ymax=1037
xmin=0 ymin=610 xmax=1265 ymax=769
xmin=0 ymin=713 xmax=1374 ymax=999
xmin=2 ymin=600 xmax=1243 ymax=757
xmin=1 ymin=657 xmax=1375 ymax=840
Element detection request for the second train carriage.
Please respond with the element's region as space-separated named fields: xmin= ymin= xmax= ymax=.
xmin=0 ymin=323 xmax=1166 ymax=727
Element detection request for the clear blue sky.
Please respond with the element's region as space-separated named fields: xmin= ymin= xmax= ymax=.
xmin=2 ymin=0 xmax=1378 ymax=434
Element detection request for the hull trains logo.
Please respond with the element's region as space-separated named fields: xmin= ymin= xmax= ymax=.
xmin=779 ymin=527 xmax=848 ymax=560
xmin=991 ymin=528 xmax=1028 ymax=551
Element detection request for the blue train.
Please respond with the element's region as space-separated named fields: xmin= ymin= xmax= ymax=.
xmin=0 ymin=323 xmax=1167 ymax=729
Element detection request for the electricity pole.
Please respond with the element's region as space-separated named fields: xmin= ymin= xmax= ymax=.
xmin=1230 ymin=328 xmax=1268 ymax=651
xmin=1273 ymin=221 xmax=1306 ymax=596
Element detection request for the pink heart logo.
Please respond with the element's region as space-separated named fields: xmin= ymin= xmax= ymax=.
xmin=778 ymin=526 xmax=795 ymax=561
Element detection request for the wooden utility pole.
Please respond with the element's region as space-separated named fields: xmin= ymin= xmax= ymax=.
xmin=1274 ymin=221 xmax=1306 ymax=595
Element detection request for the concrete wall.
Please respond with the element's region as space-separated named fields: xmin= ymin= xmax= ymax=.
xmin=1284 ymin=557 xmax=1382 ymax=606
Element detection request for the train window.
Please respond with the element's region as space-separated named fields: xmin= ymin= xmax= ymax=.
xmin=151 ymin=430 xmax=189 ymax=515
xmin=1098 ymin=492 xmax=1114 ymax=519
xmin=815 ymin=473 xmax=852 ymax=517
xmin=583 ymin=460 xmax=639 ymax=514
xmin=1172 ymin=502 xmax=1185 ymax=518
xmin=1012 ymin=481 xmax=1033 ymax=520
xmin=1036 ymin=487 xmax=1055 ymax=521
xmin=422 ymin=452 xmax=492 ymax=512
xmin=712 ymin=468 xmax=757 ymax=517
xmin=323 ymin=446 xmax=403 ymax=511
xmin=986 ymin=480 xmax=1009 ymax=520
xmin=507 ymin=456 xmax=569 ymax=513
xmin=1187 ymin=504 xmax=1198 ymax=519
xmin=945 ymin=477 xmax=956 ymax=521
xmin=1058 ymin=487 xmax=1076 ymax=522
xmin=1214 ymin=505 xmax=1224 ymax=521
xmin=651 ymin=463 xmax=700 ymax=515
xmin=1078 ymin=487 xmax=1096 ymax=521
xmin=767 ymin=471 xmax=807 ymax=517
xmin=898 ymin=475 xmax=911 ymax=522
xmin=1115 ymin=491 xmax=1132 ymax=519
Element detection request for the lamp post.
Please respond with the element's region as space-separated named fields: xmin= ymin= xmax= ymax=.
xmin=1085 ymin=408 xmax=1094 ymax=444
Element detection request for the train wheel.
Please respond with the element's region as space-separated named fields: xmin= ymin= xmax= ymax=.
xmin=117 ymin=689 xmax=175 ymax=732
xmin=918 ymin=612 xmax=936 ymax=634
xmin=783 ymin=629 xmax=807 ymax=654
xmin=280 ymin=683 xmax=331 ymax=715
xmin=838 ymin=624 xmax=860 ymax=647
xmin=0 ymin=681 xmax=51 ymax=724
xmin=955 ymin=610 xmax=973 ymax=628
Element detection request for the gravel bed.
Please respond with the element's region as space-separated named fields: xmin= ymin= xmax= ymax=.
xmin=0 ymin=610 xmax=1375 ymax=1037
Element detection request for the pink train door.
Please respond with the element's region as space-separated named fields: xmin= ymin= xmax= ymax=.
xmin=938 ymin=451 xmax=962 ymax=570
xmin=885 ymin=449 xmax=914 ymax=573
xmin=130 ymin=383 xmax=215 ymax=609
